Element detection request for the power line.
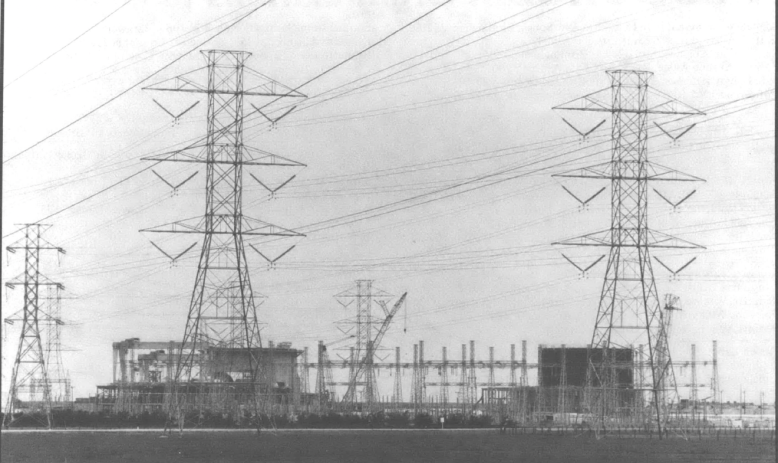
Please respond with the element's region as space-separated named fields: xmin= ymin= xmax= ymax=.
xmin=2 ymin=0 xmax=275 ymax=166
xmin=46 ymin=1 xmax=272 ymax=99
xmin=1 ymin=0 xmax=459 ymax=236
xmin=294 ymin=0 xmax=574 ymax=116
xmin=254 ymin=0 xmax=456 ymax=111
xmin=4 ymin=0 xmax=135 ymax=89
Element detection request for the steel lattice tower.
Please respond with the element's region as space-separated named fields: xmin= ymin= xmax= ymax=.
xmin=553 ymin=70 xmax=705 ymax=433
xmin=41 ymin=285 xmax=71 ymax=403
xmin=141 ymin=50 xmax=305 ymax=419
xmin=334 ymin=280 xmax=393 ymax=407
xmin=3 ymin=224 xmax=65 ymax=428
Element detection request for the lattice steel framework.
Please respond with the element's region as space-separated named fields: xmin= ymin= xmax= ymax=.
xmin=140 ymin=50 xmax=305 ymax=421
xmin=553 ymin=70 xmax=705 ymax=434
xmin=3 ymin=224 xmax=65 ymax=428
xmin=41 ymin=285 xmax=71 ymax=403
xmin=334 ymin=280 xmax=393 ymax=406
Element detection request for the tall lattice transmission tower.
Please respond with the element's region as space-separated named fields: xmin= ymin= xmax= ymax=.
xmin=140 ymin=50 xmax=306 ymax=419
xmin=3 ymin=224 xmax=65 ymax=428
xmin=552 ymin=70 xmax=705 ymax=432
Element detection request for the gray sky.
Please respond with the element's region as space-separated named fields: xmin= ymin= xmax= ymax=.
xmin=2 ymin=0 xmax=774 ymax=404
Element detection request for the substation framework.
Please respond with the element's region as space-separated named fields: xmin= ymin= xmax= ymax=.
xmin=136 ymin=49 xmax=306 ymax=423
xmin=299 ymin=340 xmax=720 ymax=424
xmin=95 ymin=338 xmax=720 ymax=424
xmin=552 ymin=70 xmax=706 ymax=432
xmin=3 ymin=224 xmax=67 ymax=428
xmin=82 ymin=65 xmax=721 ymax=431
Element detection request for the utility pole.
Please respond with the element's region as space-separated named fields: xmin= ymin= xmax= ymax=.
xmin=509 ymin=344 xmax=517 ymax=420
xmin=441 ymin=346 xmax=448 ymax=409
xmin=459 ymin=344 xmax=467 ymax=414
xmin=3 ymin=224 xmax=65 ymax=428
xmin=552 ymin=70 xmax=705 ymax=435
xmin=419 ymin=340 xmax=426 ymax=408
xmin=467 ymin=340 xmax=477 ymax=412
xmin=301 ymin=347 xmax=310 ymax=395
xmin=558 ymin=344 xmax=567 ymax=420
xmin=392 ymin=347 xmax=402 ymax=406
xmin=711 ymin=340 xmax=719 ymax=413
xmin=521 ymin=340 xmax=528 ymax=421
xmin=140 ymin=50 xmax=306 ymax=424
xmin=411 ymin=344 xmax=419 ymax=412
xmin=316 ymin=341 xmax=326 ymax=408
xmin=691 ymin=344 xmax=697 ymax=424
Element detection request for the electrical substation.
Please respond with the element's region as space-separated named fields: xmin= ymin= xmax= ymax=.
xmin=1 ymin=3 xmax=774 ymax=445
xmin=3 ymin=61 xmax=745 ymax=434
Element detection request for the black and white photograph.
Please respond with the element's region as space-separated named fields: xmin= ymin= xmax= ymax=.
xmin=1 ymin=1 xmax=774 ymax=461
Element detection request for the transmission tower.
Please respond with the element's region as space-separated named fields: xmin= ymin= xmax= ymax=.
xmin=3 ymin=224 xmax=65 ymax=428
xmin=5 ymin=276 xmax=72 ymax=405
xmin=334 ymin=280 xmax=395 ymax=407
xmin=140 ymin=50 xmax=306 ymax=420
xmin=41 ymin=285 xmax=71 ymax=403
xmin=553 ymin=70 xmax=705 ymax=433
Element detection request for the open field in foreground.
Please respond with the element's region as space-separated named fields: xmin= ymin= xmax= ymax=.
xmin=1 ymin=429 xmax=775 ymax=463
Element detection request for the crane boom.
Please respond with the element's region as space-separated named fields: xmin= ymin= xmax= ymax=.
xmin=369 ymin=292 xmax=407 ymax=356
xmin=342 ymin=292 xmax=407 ymax=400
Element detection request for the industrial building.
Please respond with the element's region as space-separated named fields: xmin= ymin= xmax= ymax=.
xmin=97 ymin=338 xmax=306 ymax=413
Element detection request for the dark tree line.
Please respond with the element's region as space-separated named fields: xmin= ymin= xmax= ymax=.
xmin=0 ymin=410 xmax=495 ymax=429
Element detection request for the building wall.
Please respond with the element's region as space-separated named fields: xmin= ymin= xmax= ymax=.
xmin=539 ymin=347 xmax=634 ymax=388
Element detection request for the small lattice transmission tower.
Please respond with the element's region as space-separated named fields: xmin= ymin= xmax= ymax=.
xmin=3 ymin=224 xmax=65 ymax=428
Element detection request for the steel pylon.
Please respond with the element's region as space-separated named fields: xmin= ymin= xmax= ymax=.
xmin=3 ymin=224 xmax=65 ymax=429
xmin=552 ymin=70 xmax=705 ymax=434
xmin=140 ymin=50 xmax=306 ymax=425
xmin=334 ymin=280 xmax=397 ymax=410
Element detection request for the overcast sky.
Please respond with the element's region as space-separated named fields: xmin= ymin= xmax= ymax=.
xmin=2 ymin=0 xmax=774 ymax=405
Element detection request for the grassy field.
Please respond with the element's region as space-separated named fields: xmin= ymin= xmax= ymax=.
xmin=1 ymin=429 xmax=775 ymax=463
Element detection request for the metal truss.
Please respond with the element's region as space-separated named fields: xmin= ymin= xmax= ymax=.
xmin=552 ymin=70 xmax=705 ymax=435
xmin=333 ymin=280 xmax=402 ymax=409
xmin=3 ymin=224 xmax=65 ymax=428
xmin=140 ymin=50 xmax=306 ymax=424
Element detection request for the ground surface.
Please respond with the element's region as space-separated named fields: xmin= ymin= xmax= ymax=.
xmin=1 ymin=429 xmax=775 ymax=463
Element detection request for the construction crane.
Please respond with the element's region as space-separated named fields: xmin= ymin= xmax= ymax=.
xmin=342 ymin=292 xmax=407 ymax=401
